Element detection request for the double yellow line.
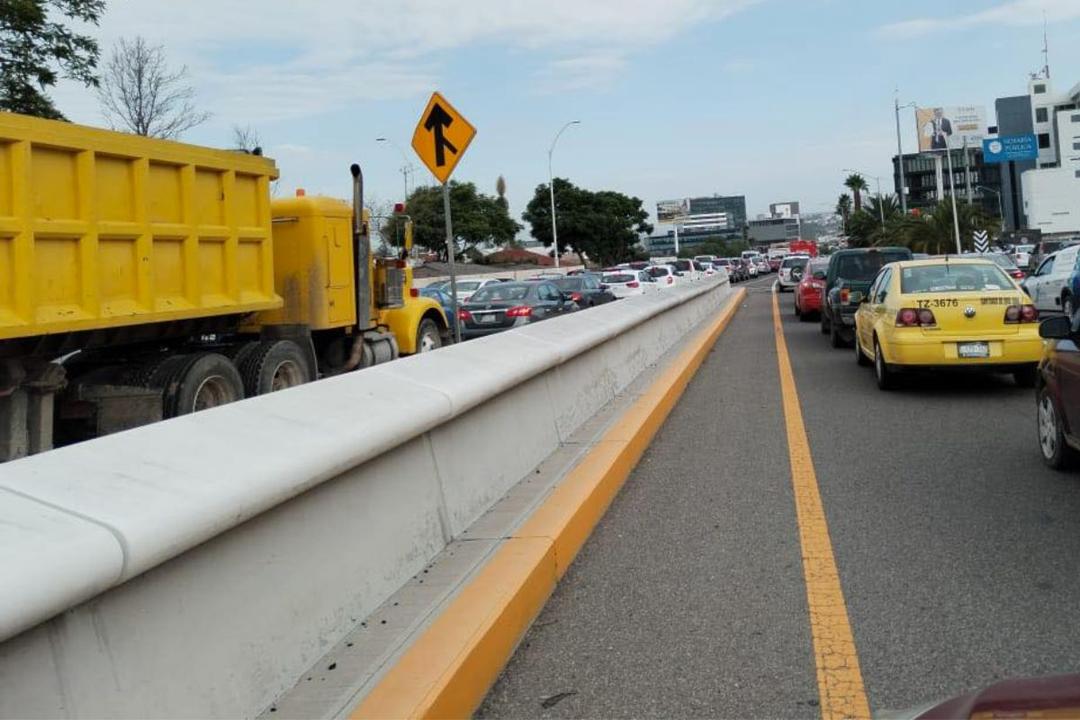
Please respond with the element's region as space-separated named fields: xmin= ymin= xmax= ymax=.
xmin=772 ymin=290 xmax=871 ymax=720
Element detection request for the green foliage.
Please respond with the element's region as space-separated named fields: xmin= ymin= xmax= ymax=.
xmin=380 ymin=181 xmax=521 ymax=261
xmin=0 ymin=0 xmax=104 ymax=119
xmin=846 ymin=194 xmax=903 ymax=248
xmin=522 ymin=178 xmax=653 ymax=267
xmin=844 ymin=173 xmax=868 ymax=212
xmin=897 ymin=200 xmax=996 ymax=255
xmin=836 ymin=193 xmax=852 ymax=228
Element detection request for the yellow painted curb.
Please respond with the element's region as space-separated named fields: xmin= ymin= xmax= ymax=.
xmin=351 ymin=286 xmax=747 ymax=720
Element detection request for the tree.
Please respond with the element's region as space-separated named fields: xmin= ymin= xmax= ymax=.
xmin=844 ymin=173 xmax=869 ymax=213
xmin=846 ymin=194 xmax=903 ymax=247
xmin=896 ymin=200 xmax=994 ymax=255
xmin=836 ymin=193 xmax=852 ymax=232
xmin=0 ymin=0 xmax=104 ymax=119
xmin=97 ymin=36 xmax=210 ymax=138
xmin=522 ymin=178 xmax=653 ymax=267
xmin=232 ymin=124 xmax=261 ymax=154
xmin=380 ymin=181 xmax=520 ymax=260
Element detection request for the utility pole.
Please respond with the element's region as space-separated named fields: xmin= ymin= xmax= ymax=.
xmin=963 ymin=137 xmax=973 ymax=204
xmin=944 ymin=146 xmax=962 ymax=254
xmin=376 ymin=137 xmax=413 ymax=200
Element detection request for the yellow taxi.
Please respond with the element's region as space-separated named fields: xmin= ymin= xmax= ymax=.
xmin=853 ymin=257 xmax=1043 ymax=390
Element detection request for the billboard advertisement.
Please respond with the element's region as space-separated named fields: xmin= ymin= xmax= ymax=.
xmin=916 ymin=106 xmax=987 ymax=152
xmin=656 ymin=198 xmax=690 ymax=223
xmin=982 ymin=134 xmax=1039 ymax=163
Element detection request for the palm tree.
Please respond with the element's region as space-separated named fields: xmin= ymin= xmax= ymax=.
xmin=836 ymin=193 xmax=852 ymax=232
xmin=897 ymin=201 xmax=993 ymax=254
xmin=844 ymin=173 xmax=869 ymax=212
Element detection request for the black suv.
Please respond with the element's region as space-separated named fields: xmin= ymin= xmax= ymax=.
xmin=821 ymin=247 xmax=912 ymax=347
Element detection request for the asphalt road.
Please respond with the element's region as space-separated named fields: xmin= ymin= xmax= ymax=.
xmin=478 ymin=273 xmax=1080 ymax=718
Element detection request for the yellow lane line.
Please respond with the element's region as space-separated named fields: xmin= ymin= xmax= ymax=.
xmin=771 ymin=290 xmax=871 ymax=720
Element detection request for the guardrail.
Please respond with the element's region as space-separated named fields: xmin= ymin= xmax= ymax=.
xmin=0 ymin=276 xmax=732 ymax=718
xmin=413 ymin=264 xmax=585 ymax=288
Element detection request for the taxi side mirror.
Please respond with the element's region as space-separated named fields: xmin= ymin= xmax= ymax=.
xmin=1040 ymin=316 xmax=1072 ymax=339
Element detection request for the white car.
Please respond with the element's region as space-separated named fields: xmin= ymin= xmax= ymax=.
xmin=1013 ymin=244 xmax=1034 ymax=270
xmin=646 ymin=264 xmax=681 ymax=288
xmin=451 ymin=277 xmax=503 ymax=303
xmin=1022 ymin=245 xmax=1080 ymax=316
xmin=777 ymin=255 xmax=810 ymax=292
xmin=602 ymin=270 xmax=656 ymax=298
xmin=671 ymin=258 xmax=700 ymax=281
xmin=745 ymin=261 xmax=759 ymax=278
xmin=693 ymin=254 xmax=716 ymax=266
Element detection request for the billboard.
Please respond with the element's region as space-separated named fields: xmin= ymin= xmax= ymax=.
xmin=982 ymin=134 xmax=1039 ymax=163
xmin=656 ymin=198 xmax=690 ymax=223
xmin=915 ymin=106 xmax=987 ymax=152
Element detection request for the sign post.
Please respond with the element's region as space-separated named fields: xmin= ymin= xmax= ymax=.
xmin=973 ymin=230 xmax=989 ymax=253
xmin=411 ymin=91 xmax=477 ymax=345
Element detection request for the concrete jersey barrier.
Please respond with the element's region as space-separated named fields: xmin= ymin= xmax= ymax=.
xmin=0 ymin=275 xmax=731 ymax=718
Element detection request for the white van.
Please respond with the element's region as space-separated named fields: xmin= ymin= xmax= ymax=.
xmin=1022 ymin=245 xmax=1080 ymax=316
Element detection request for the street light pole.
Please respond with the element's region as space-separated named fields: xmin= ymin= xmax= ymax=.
xmin=978 ymin=185 xmax=1006 ymax=235
xmin=944 ymin=146 xmax=962 ymax=254
xmin=548 ymin=120 xmax=580 ymax=269
xmin=894 ymin=95 xmax=916 ymax=214
xmin=375 ymin=137 xmax=413 ymax=200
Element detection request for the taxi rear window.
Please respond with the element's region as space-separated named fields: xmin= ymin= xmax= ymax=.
xmin=900 ymin=264 xmax=1013 ymax=294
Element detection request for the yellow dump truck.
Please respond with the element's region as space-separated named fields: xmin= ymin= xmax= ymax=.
xmin=0 ymin=112 xmax=448 ymax=459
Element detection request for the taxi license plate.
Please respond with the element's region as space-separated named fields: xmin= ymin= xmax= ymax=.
xmin=958 ymin=341 xmax=990 ymax=359
xmin=478 ymin=314 xmax=498 ymax=324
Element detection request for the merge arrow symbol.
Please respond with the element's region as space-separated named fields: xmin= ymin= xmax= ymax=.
xmin=424 ymin=103 xmax=458 ymax=167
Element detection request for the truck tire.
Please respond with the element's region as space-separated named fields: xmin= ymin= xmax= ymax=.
xmin=149 ymin=353 xmax=245 ymax=417
xmin=415 ymin=318 xmax=442 ymax=354
xmin=238 ymin=340 xmax=312 ymax=396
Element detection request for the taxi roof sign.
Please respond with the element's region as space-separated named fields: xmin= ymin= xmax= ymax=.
xmin=411 ymin=91 xmax=476 ymax=184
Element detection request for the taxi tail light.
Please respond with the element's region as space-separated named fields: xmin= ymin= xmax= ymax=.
xmin=896 ymin=308 xmax=935 ymax=327
xmin=506 ymin=305 xmax=533 ymax=318
xmin=840 ymin=288 xmax=850 ymax=304
xmin=1005 ymin=304 xmax=1038 ymax=323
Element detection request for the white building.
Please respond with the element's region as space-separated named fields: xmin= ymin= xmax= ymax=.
xmin=678 ymin=212 xmax=729 ymax=233
xmin=1012 ymin=78 xmax=1080 ymax=234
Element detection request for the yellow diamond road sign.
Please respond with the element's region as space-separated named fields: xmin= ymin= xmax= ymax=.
xmin=411 ymin=91 xmax=476 ymax=184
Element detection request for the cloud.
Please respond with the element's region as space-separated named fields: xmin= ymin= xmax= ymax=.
xmin=535 ymin=52 xmax=627 ymax=93
xmin=879 ymin=0 xmax=1080 ymax=38
xmin=54 ymin=0 xmax=760 ymax=124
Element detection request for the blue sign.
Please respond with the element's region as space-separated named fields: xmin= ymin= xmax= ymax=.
xmin=982 ymin=134 xmax=1038 ymax=163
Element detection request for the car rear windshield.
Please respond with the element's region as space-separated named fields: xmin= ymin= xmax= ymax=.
xmin=834 ymin=252 xmax=908 ymax=281
xmin=552 ymin=277 xmax=584 ymax=291
xmin=900 ymin=264 xmax=1014 ymax=294
xmin=988 ymin=253 xmax=1018 ymax=270
xmin=714 ymin=259 xmax=731 ymax=266
xmin=456 ymin=280 xmax=482 ymax=292
xmin=470 ymin=284 xmax=529 ymax=302
xmin=673 ymin=260 xmax=693 ymax=271
xmin=781 ymin=257 xmax=809 ymax=269
xmin=603 ymin=273 xmax=636 ymax=283
xmin=646 ymin=266 xmax=670 ymax=278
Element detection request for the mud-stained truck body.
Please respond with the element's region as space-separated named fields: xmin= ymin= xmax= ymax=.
xmin=0 ymin=112 xmax=447 ymax=460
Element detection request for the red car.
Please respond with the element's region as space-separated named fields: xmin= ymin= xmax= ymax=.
xmin=793 ymin=257 xmax=829 ymax=321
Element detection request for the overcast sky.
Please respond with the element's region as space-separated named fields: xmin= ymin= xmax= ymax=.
xmin=51 ymin=0 xmax=1080 ymax=230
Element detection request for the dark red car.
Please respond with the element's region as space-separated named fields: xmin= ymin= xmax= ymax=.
xmin=768 ymin=256 xmax=782 ymax=272
xmin=1036 ymin=315 xmax=1080 ymax=468
xmin=793 ymin=257 xmax=829 ymax=321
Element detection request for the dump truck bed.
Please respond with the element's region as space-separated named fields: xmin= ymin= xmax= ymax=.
xmin=0 ymin=113 xmax=282 ymax=342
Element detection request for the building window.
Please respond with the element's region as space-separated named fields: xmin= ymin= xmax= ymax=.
xmin=1076 ymin=170 xmax=1080 ymax=179
xmin=1037 ymin=107 xmax=1049 ymax=123
xmin=1038 ymin=133 xmax=1052 ymax=149
xmin=1034 ymin=83 xmax=1047 ymax=94
xmin=1073 ymin=114 xmax=1080 ymax=123
xmin=1043 ymin=162 xmax=1058 ymax=169
xmin=1074 ymin=141 xmax=1080 ymax=151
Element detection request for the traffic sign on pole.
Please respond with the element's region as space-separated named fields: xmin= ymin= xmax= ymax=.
xmin=411 ymin=91 xmax=477 ymax=184
xmin=973 ymin=230 xmax=989 ymax=253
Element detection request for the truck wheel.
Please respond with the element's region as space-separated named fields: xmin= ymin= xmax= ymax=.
xmin=415 ymin=318 xmax=442 ymax=353
xmin=238 ymin=340 xmax=312 ymax=396
xmin=149 ymin=353 xmax=245 ymax=417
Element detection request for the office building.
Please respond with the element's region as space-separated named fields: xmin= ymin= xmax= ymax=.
xmin=769 ymin=202 xmax=800 ymax=219
xmin=892 ymin=148 xmax=1002 ymax=218
xmin=995 ymin=77 xmax=1080 ymax=232
xmin=748 ymin=217 xmax=799 ymax=246
xmin=647 ymin=194 xmax=747 ymax=255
